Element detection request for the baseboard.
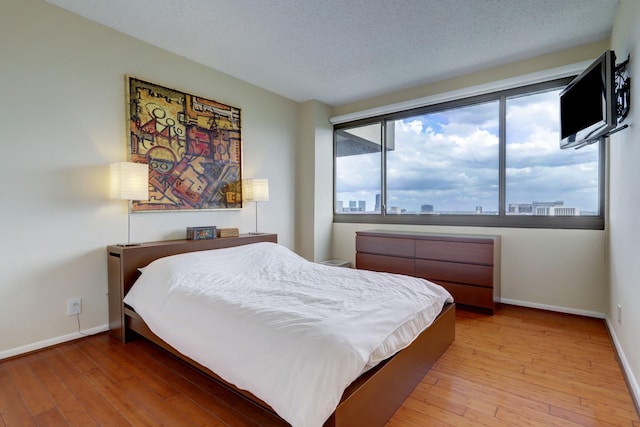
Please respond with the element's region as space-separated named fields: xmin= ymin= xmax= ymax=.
xmin=500 ymin=298 xmax=606 ymax=319
xmin=0 ymin=324 xmax=109 ymax=360
xmin=605 ymin=318 xmax=640 ymax=413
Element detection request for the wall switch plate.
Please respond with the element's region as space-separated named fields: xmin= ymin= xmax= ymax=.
xmin=67 ymin=298 xmax=82 ymax=316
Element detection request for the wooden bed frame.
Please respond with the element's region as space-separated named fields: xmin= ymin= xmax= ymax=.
xmin=107 ymin=233 xmax=455 ymax=427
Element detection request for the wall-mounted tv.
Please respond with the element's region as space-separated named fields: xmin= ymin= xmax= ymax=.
xmin=560 ymin=50 xmax=617 ymax=149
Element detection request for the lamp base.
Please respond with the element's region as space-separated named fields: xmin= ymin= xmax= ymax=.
xmin=116 ymin=242 xmax=142 ymax=247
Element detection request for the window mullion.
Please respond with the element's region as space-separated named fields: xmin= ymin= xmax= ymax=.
xmin=381 ymin=120 xmax=387 ymax=215
xmin=499 ymin=95 xmax=507 ymax=217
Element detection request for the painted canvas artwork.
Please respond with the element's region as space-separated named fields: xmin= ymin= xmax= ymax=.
xmin=127 ymin=77 xmax=242 ymax=211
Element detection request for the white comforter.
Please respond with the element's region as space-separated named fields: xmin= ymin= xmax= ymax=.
xmin=123 ymin=242 xmax=452 ymax=427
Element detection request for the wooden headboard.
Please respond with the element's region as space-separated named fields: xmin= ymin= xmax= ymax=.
xmin=107 ymin=233 xmax=278 ymax=341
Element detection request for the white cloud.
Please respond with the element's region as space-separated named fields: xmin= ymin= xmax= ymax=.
xmin=406 ymin=119 xmax=423 ymax=135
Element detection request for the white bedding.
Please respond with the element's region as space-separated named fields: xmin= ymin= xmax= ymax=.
xmin=123 ymin=242 xmax=453 ymax=427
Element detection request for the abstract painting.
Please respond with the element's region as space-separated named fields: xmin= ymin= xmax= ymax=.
xmin=127 ymin=77 xmax=242 ymax=211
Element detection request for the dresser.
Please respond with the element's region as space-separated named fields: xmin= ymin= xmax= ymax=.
xmin=356 ymin=230 xmax=500 ymax=313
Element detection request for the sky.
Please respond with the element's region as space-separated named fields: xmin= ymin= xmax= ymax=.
xmin=335 ymin=88 xmax=600 ymax=214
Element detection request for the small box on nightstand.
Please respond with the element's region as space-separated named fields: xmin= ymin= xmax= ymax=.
xmin=217 ymin=227 xmax=240 ymax=238
xmin=186 ymin=226 xmax=217 ymax=240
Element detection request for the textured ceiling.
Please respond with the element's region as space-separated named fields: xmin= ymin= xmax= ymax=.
xmin=44 ymin=0 xmax=619 ymax=106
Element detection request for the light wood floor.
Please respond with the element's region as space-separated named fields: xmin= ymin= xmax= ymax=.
xmin=1 ymin=305 xmax=638 ymax=426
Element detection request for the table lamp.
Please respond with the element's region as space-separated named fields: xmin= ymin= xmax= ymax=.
xmin=242 ymin=178 xmax=269 ymax=234
xmin=110 ymin=162 xmax=149 ymax=246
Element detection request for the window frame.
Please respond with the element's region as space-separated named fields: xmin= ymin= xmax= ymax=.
xmin=333 ymin=77 xmax=605 ymax=230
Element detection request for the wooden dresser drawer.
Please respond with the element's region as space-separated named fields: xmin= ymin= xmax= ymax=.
xmin=432 ymin=280 xmax=495 ymax=309
xmin=415 ymin=240 xmax=493 ymax=265
xmin=356 ymin=235 xmax=414 ymax=258
xmin=356 ymin=230 xmax=500 ymax=313
xmin=415 ymin=259 xmax=493 ymax=287
xmin=356 ymin=253 xmax=415 ymax=276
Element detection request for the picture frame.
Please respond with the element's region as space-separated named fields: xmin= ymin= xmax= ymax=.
xmin=126 ymin=76 xmax=242 ymax=211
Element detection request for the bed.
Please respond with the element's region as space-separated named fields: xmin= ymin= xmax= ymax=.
xmin=107 ymin=233 xmax=455 ymax=427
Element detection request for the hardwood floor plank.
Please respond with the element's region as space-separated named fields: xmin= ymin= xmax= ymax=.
xmin=423 ymin=372 xmax=551 ymax=415
xmin=3 ymin=354 xmax=56 ymax=416
xmin=494 ymin=405 xmax=583 ymax=427
xmin=56 ymin=342 xmax=99 ymax=374
xmin=1 ymin=304 xmax=638 ymax=426
xmin=83 ymin=366 xmax=159 ymax=427
xmin=386 ymin=405 xmax=453 ymax=427
xmin=0 ymin=363 xmax=8 ymax=381
xmin=86 ymin=337 xmax=178 ymax=400
xmin=549 ymin=403 xmax=628 ymax=426
xmin=52 ymin=337 xmax=147 ymax=426
xmin=0 ymin=376 xmax=36 ymax=427
xmin=117 ymin=376 xmax=197 ymax=427
xmin=27 ymin=355 xmax=97 ymax=426
xmin=416 ymin=376 xmax=508 ymax=420
xmin=461 ymin=407 xmax=515 ymax=427
xmin=405 ymin=389 xmax=468 ymax=416
xmin=166 ymin=393 xmax=229 ymax=427
xmin=522 ymin=363 xmax=630 ymax=403
xmin=578 ymin=396 xmax=640 ymax=421
xmin=45 ymin=348 xmax=132 ymax=427
xmin=433 ymin=355 xmax=584 ymax=410
xmin=76 ymin=339 xmax=133 ymax=384
xmin=33 ymin=407 xmax=66 ymax=426
xmin=529 ymin=351 xmax=628 ymax=383
xmin=401 ymin=396 xmax=482 ymax=426
xmin=531 ymin=353 xmax=626 ymax=378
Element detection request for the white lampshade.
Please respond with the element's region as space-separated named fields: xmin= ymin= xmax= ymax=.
xmin=243 ymin=178 xmax=269 ymax=202
xmin=110 ymin=162 xmax=149 ymax=201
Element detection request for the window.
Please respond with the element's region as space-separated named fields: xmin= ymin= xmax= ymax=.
xmin=334 ymin=78 xmax=604 ymax=229
xmin=505 ymin=89 xmax=600 ymax=217
xmin=335 ymin=123 xmax=382 ymax=213
xmin=386 ymin=101 xmax=499 ymax=215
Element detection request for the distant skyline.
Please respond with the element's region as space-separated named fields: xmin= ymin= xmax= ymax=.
xmin=336 ymin=88 xmax=600 ymax=215
xmin=336 ymin=197 xmax=594 ymax=216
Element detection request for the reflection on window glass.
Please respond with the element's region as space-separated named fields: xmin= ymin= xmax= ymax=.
xmin=506 ymin=90 xmax=599 ymax=216
xmin=387 ymin=101 xmax=499 ymax=214
xmin=335 ymin=123 xmax=381 ymax=213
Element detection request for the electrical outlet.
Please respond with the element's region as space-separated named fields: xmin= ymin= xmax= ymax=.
xmin=67 ymin=298 xmax=82 ymax=316
xmin=617 ymin=304 xmax=622 ymax=324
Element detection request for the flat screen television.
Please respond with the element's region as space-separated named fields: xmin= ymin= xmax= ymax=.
xmin=560 ymin=50 xmax=617 ymax=149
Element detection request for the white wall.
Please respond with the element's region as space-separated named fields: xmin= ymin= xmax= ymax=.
xmin=609 ymin=0 xmax=640 ymax=405
xmin=0 ymin=0 xmax=298 ymax=357
xmin=296 ymin=100 xmax=334 ymax=262
xmin=332 ymin=41 xmax=610 ymax=118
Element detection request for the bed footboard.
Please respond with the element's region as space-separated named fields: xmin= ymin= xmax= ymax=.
xmin=326 ymin=302 xmax=455 ymax=427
